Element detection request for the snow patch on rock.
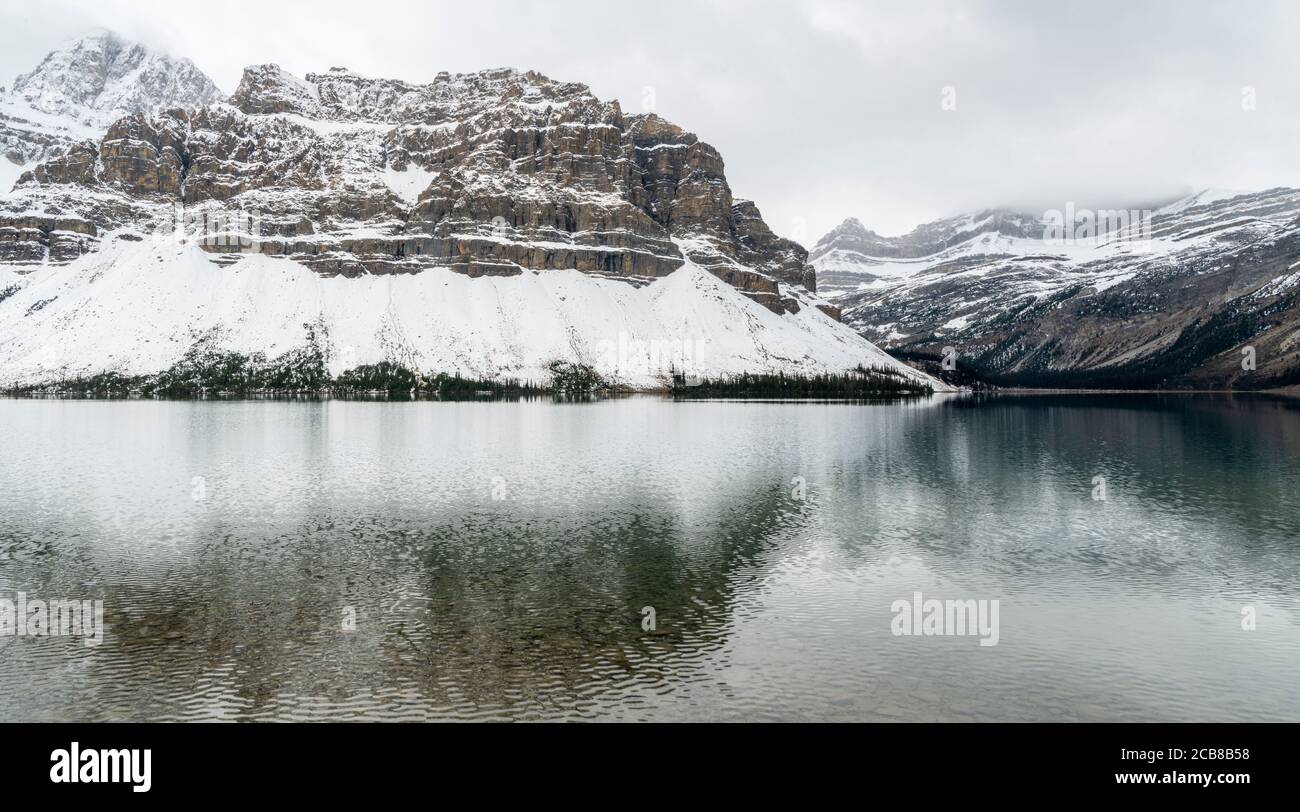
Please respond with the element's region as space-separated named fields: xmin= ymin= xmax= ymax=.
xmin=0 ymin=157 xmax=28 ymax=196
xmin=382 ymin=164 xmax=436 ymax=206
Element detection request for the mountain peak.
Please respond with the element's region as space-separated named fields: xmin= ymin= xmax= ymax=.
xmin=230 ymin=63 xmax=321 ymax=116
xmin=810 ymin=216 xmax=881 ymax=256
xmin=9 ymin=29 xmax=222 ymax=127
xmin=821 ymin=217 xmax=875 ymax=242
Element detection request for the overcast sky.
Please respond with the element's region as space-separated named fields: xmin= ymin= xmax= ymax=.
xmin=3 ymin=0 xmax=1299 ymax=241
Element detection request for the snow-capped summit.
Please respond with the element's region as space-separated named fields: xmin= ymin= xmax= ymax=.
xmin=807 ymin=217 xmax=890 ymax=289
xmin=810 ymin=210 xmax=1047 ymax=294
xmin=1 ymin=30 xmax=221 ymax=178
xmin=10 ymin=29 xmax=222 ymax=126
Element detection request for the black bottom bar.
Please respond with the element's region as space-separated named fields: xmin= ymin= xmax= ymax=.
xmin=6 ymin=723 xmax=1288 ymax=799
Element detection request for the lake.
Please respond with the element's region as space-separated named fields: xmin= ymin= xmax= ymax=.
xmin=0 ymin=394 xmax=1297 ymax=721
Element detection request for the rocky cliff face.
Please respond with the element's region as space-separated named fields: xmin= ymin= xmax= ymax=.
xmin=820 ymin=189 xmax=1300 ymax=389
xmin=0 ymin=30 xmax=221 ymax=172
xmin=2 ymin=60 xmax=825 ymax=316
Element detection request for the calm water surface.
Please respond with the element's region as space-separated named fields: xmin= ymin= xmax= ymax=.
xmin=0 ymin=394 xmax=1297 ymax=721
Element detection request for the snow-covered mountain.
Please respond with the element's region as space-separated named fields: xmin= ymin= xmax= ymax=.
xmin=0 ymin=37 xmax=943 ymax=392
xmin=817 ymin=189 xmax=1300 ymax=388
xmin=8 ymin=29 xmax=221 ymax=125
xmin=1 ymin=30 xmax=221 ymax=184
xmin=809 ymin=211 xmax=1046 ymax=293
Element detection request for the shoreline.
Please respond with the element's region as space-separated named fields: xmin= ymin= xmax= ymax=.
xmin=967 ymin=387 xmax=1300 ymax=396
xmin=1 ymin=386 xmax=1297 ymax=401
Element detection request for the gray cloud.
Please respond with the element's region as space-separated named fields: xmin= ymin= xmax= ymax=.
xmin=3 ymin=0 xmax=1298 ymax=240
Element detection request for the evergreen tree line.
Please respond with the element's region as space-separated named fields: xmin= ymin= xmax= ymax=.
xmin=669 ymin=364 xmax=932 ymax=398
xmin=5 ymin=345 xmax=608 ymax=400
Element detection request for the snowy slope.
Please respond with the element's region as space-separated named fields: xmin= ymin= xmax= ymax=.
xmin=1157 ymin=188 xmax=1252 ymax=215
xmin=0 ymin=237 xmax=946 ymax=391
xmin=0 ymin=157 xmax=27 ymax=195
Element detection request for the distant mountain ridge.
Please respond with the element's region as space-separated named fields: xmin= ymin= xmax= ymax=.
xmin=815 ymin=188 xmax=1300 ymax=388
xmin=809 ymin=210 xmax=1047 ymax=290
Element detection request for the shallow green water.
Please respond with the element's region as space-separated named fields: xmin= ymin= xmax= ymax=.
xmin=0 ymin=394 xmax=1297 ymax=721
